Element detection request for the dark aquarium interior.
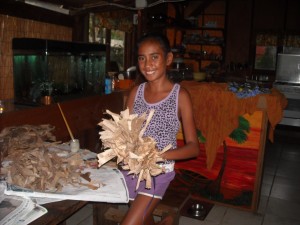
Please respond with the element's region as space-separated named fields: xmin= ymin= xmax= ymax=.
xmin=13 ymin=38 xmax=106 ymax=105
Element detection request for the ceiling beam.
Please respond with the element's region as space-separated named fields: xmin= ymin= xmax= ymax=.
xmin=0 ymin=1 xmax=74 ymax=27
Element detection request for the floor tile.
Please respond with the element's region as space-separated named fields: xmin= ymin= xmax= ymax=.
xmin=270 ymin=182 xmax=300 ymax=203
xmin=260 ymin=183 xmax=272 ymax=197
xmin=261 ymin=173 xmax=275 ymax=185
xmin=262 ymin=165 xmax=277 ymax=176
xmin=263 ymin=213 xmax=300 ymax=225
xmin=281 ymin=151 xmax=300 ymax=162
xmin=179 ymin=216 xmax=198 ymax=225
xmin=273 ymin=176 xmax=300 ymax=188
xmin=276 ymin=160 xmax=300 ymax=179
xmin=282 ymin=142 xmax=300 ymax=154
xmin=221 ymin=208 xmax=263 ymax=225
xmin=256 ymin=196 xmax=268 ymax=215
xmin=205 ymin=205 xmax=227 ymax=224
xmin=264 ymin=140 xmax=283 ymax=155
xmin=179 ymin=216 xmax=219 ymax=225
xmin=266 ymin=197 xmax=300 ymax=220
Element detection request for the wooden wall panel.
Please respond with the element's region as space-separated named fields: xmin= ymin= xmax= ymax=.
xmin=225 ymin=0 xmax=253 ymax=65
xmin=253 ymin=0 xmax=286 ymax=31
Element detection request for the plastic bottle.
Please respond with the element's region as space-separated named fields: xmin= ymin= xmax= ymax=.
xmin=0 ymin=100 xmax=4 ymax=114
xmin=105 ymin=73 xmax=112 ymax=94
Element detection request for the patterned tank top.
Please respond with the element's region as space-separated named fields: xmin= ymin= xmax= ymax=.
xmin=133 ymin=82 xmax=180 ymax=152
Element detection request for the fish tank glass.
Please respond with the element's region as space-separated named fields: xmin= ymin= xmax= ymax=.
xmin=12 ymin=38 xmax=106 ymax=105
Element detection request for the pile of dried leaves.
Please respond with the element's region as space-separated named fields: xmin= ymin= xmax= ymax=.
xmin=97 ymin=109 xmax=172 ymax=189
xmin=0 ymin=124 xmax=57 ymax=159
xmin=0 ymin=124 xmax=98 ymax=192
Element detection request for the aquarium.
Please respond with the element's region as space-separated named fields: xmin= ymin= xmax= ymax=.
xmin=13 ymin=38 xmax=106 ymax=104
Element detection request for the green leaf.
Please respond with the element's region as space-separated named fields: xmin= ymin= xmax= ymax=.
xmin=197 ymin=129 xmax=206 ymax=143
xmin=238 ymin=116 xmax=250 ymax=133
xmin=229 ymin=116 xmax=250 ymax=144
xmin=229 ymin=129 xmax=248 ymax=144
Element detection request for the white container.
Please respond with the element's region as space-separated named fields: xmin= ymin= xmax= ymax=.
xmin=70 ymin=139 xmax=80 ymax=153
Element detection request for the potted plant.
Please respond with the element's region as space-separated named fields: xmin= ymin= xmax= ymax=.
xmin=40 ymin=80 xmax=53 ymax=105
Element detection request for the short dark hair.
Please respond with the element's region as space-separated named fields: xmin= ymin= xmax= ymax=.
xmin=137 ymin=32 xmax=171 ymax=56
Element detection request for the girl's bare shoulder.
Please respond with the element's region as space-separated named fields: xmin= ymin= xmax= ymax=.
xmin=178 ymin=85 xmax=191 ymax=100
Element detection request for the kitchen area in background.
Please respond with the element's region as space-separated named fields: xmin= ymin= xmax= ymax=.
xmin=0 ymin=0 xmax=300 ymax=105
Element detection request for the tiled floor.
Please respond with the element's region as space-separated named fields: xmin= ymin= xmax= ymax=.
xmin=66 ymin=125 xmax=300 ymax=225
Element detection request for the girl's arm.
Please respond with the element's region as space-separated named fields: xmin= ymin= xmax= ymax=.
xmin=162 ymin=87 xmax=200 ymax=160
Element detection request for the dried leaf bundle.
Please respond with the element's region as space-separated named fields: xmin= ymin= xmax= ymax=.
xmin=0 ymin=124 xmax=57 ymax=159
xmin=6 ymin=149 xmax=86 ymax=191
xmin=1 ymin=125 xmax=99 ymax=192
xmin=97 ymin=109 xmax=172 ymax=189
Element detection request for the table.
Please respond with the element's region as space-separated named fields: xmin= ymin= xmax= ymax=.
xmin=29 ymin=200 xmax=88 ymax=225
xmin=29 ymin=173 xmax=190 ymax=225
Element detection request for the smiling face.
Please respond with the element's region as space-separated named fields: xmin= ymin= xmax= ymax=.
xmin=137 ymin=39 xmax=173 ymax=82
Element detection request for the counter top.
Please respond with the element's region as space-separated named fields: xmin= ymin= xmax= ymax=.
xmin=0 ymin=90 xmax=127 ymax=114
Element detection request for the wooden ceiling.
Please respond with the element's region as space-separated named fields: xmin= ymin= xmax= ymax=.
xmin=1 ymin=0 xmax=213 ymax=16
xmin=0 ymin=0 xmax=215 ymax=27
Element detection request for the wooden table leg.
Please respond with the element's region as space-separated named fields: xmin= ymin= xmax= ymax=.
xmin=93 ymin=202 xmax=119 ymax=225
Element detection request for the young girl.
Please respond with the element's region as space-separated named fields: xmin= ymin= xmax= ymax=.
xmin=121 ymin=33 xmax=199 ymax=225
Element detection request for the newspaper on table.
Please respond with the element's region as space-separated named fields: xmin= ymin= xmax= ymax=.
xmin=0 ymin=186 xmax=47 ymax=225
xmin=4 ymin=166 xmax=129 ymax=204
xmin=0 ymin=131 xmax=129 ymax=224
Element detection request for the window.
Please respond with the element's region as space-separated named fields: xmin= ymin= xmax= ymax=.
xmin=110 ymin=30 xmax=125 ymax=72
xmin=255 ymin=46 xmax=277 ymax=70
xmin=254 ymin=34 xmax=278 ymax=70
xmin=89 ymin=13 xmax=129 ymax=73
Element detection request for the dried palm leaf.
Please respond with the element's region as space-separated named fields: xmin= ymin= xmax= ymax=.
xmin=97 ymin=108 xmax=172 ymax=189
xmin=1 ymin=125 xmax=99 ymax=192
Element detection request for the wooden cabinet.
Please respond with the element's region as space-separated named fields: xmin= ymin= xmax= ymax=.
xmin=166 ymin=0 xmax=226 ymax=72
xmin=181 ymin=27 xmax=225 ymax=71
